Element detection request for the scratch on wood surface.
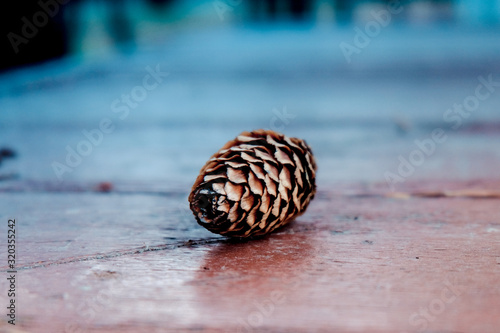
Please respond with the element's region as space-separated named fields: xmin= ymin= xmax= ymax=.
xmin=387 ymin=189 xmax=500 ymax=199
xmin=0 ymin=237 xmax=222 ymax=272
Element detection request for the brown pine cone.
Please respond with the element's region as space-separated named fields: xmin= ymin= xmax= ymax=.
xmin=189 ymin=129 xmax=316 ymax=238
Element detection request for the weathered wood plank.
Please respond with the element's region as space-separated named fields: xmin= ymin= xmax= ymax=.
xmin=0 ymin=191 xmax=218 ymax=268
xmin=1 ymin=189 xmax=499 ymax=332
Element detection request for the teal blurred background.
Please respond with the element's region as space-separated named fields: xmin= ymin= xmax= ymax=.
xmin=2 ymin=0 xmax=500 ymax=70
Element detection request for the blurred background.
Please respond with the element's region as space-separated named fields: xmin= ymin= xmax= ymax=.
xmin=1 ymin=0 xmax=500 ymax=187
xmin=2 ymin=0 xmax=500 ymax=70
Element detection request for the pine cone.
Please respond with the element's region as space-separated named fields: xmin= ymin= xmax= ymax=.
xmin=189 ymin=129 xmax=316 ymax=238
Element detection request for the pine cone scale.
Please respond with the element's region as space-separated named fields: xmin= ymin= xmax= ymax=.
xmin=248 ymin=172 xmax=264 ymax=195
xmin=275 ymin=148 xmax=294 ymax=165
xmin=254 ymin=149 xmax=275 ymax=163
xmin=249 ymin=163 xmax=266 ymax=180
xmin=264 ymin=176 xmax=277 ymax=196
xmin=240 ymin=189 xmax=254 ymax=211
xmin=227 ymin=168 xmax=246 ymax=183
xmin=263 ymin=162 xmax=280 ymax=182
xmin=260 ymin=189 xmax=271 ymax=213
xmin=225 ymin=182 xmax=243 ymax=201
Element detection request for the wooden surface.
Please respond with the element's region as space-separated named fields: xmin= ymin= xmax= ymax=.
xmin=1 ymin=26 xmax=500 ymax=332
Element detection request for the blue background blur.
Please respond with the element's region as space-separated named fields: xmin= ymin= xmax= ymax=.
xmin=2 ymin=0 xmax=500 ymax=70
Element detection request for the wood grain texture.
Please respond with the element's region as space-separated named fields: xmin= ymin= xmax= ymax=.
xmin=1 ymin=181 xmax=499 ymax=332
